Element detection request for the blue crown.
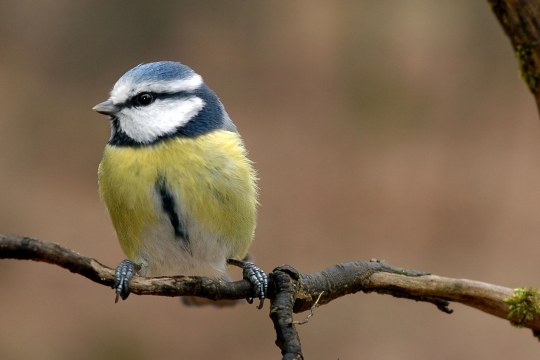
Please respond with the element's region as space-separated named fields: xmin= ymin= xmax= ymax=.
xmin=121 ymin=61 xmax=195 ymax=83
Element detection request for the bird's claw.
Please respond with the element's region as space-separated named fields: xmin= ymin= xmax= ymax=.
xmin=114 ymin=259 xmax=139 ymax=303
xmin=228 ymin=259 xmax=268 ymax=309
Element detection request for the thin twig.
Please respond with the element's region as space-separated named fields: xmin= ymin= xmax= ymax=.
xmin=292 ymin=291 xmax=324 ymax=325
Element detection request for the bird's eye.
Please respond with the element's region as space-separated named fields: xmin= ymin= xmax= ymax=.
xmin=134 ymin=93 xmax=155 ymax=107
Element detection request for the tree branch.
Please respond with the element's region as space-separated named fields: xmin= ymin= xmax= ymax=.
xmin=488 ymin=0 xmax=540 ymax=111
xmin=2 ymin=233 xmax=539 ymax=359
xmin=270 ymin=265 xmax=304 ymax=360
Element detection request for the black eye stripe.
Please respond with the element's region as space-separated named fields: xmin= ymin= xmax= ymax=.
xmin=119 ymin=91 xmax=192 ymax=109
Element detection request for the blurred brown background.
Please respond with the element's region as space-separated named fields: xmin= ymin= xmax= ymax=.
xmin=1 ymin=1 xmax=540 ymax=359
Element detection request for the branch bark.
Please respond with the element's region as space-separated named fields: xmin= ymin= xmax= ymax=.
xmin=270 ymin=266 xmax=304 ymax=360
xmin=1 ymin=234 xmax=539 ymax=359
xmin=488 ymin=0 xmax=540 ymax=111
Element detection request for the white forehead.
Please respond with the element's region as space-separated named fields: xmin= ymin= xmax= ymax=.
xmin=109 ymin=73 xmax=203 ymax=104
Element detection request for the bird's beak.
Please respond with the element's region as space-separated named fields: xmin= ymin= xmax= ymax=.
xmin=93 ymin=99 xmax=118 ymax=116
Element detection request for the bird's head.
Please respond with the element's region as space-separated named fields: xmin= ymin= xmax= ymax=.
xmin=93 ymin=61 xmax=236 ymax=146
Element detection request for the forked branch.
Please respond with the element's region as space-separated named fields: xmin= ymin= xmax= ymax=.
xmin=1 ymin=234 xmax=539 ymax=359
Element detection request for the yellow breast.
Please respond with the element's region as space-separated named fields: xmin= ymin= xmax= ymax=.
xmin=98 ymin=130 xmax=258 ymax=269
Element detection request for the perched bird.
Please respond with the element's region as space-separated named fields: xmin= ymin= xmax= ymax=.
xmin=93 ymin=61 xmax=267 ymax=306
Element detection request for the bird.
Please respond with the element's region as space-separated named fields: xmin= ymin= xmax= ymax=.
xmin=93 ymin=61 xmax=267 ymax=307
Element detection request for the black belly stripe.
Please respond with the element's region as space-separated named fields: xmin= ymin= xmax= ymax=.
xmin=155 ymin=177 xmax=190 ymax=249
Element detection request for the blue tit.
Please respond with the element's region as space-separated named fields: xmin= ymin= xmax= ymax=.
xmin=93 ymin=61 xmax=267 ymax=306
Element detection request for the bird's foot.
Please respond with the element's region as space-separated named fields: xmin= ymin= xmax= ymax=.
xmin=114 ymin=259 xmax=140 ymax=303
xmin=227 ymin=259 xmax=268 ymax=309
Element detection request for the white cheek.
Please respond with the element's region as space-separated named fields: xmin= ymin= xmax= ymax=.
xmin=118 ymin=97 xmax=205 ymax=143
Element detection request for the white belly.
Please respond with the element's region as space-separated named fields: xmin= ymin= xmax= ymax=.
xmin=136 ymin=214 xmax=230 ymax=278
